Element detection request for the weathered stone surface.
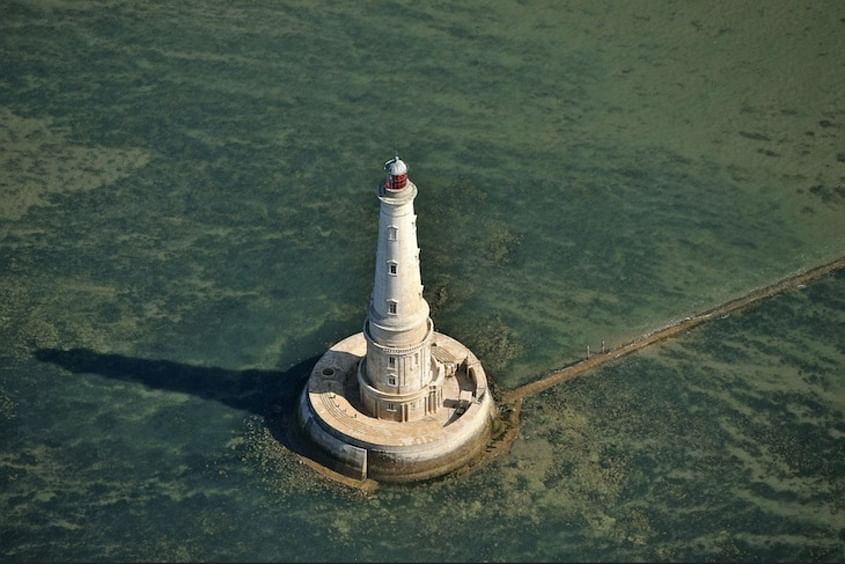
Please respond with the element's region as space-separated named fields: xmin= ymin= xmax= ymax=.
xmin=299 ymin=332 xmax=494 ymax=482
xmin=297 ymin=158 xmax=495 ymax=482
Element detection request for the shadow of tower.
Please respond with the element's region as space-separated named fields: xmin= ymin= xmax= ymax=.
xmin=34 ymin=347 xmax=320 ymax=458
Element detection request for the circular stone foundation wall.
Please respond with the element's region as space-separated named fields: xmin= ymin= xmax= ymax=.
xmin=298 ymin=332 xmax=495 ymax=482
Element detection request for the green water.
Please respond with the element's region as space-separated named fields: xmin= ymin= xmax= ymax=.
xmin=1 ymin=1 xmax=843 ymax=560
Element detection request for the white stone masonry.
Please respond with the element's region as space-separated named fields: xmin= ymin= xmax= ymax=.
xmin=298 ymin=155 xmax=495 ymax=481
xmin=359 ymin=157 xmax=442 ymax=421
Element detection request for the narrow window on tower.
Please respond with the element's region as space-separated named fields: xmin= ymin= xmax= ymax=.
xmin=388 ymin=261 xmax=398 ymax=276
xmin=386 ymin=402 xmax=397 ymax=412
xmin=387 ymin=300 xmax=397 ymax=315
xmin=387 ymin=226 xmax=398 ymax=241
xmin=388 ymin=356 xmax=396 ymax=368
xmin=388 ymin=375 xmax=397 ymax=386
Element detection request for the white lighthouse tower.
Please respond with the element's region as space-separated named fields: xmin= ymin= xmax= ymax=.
xmin=298 ymin=156 xmax=495 ymax=483
xmin=358 ymin=156 xmax=443 ymax=421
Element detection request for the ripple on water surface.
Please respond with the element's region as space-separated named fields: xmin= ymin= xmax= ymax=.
xmin=0 ymin=0 xmax=843 ymax=560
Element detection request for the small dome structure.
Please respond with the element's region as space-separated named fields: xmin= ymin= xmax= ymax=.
xmin=384 ymin=155 xmax=408 ymax=190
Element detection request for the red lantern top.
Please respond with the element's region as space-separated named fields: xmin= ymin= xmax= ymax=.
xmin=384 ymin=156 xmax=408 ymax=190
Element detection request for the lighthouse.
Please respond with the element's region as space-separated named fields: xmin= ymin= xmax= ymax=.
xmin=359 ymin=156 xmax=443 ymax=421
xmin=298 ymin=156 xmax=495 ymax=483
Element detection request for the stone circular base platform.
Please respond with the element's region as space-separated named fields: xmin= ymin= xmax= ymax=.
xmin=298 ymin=332 xmax=495 ymax=483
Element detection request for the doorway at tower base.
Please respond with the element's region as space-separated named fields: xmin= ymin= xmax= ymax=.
xmin=298 ymin=332 xmax=496 ymax=483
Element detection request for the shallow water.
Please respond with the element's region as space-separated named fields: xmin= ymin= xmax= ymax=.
xmin=1 ymin=0 xmax=843 ymax=560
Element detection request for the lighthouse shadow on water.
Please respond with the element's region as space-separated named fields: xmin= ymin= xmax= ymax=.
xmin=33 ymin=347 xmax=324 ymax=461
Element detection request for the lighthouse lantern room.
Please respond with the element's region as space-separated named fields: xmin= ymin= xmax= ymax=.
xmin=384 ymin=155 xmax=408 ymax=191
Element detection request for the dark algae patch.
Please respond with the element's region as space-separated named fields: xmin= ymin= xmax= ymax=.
xmin=1 ymin=0 xmax=844 ymax=560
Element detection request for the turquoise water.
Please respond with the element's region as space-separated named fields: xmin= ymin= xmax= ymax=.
xmin=1 ymin=1 xmax=843 ymax=560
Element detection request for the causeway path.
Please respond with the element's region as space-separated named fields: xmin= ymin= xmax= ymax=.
xmin=479 ymin=254 xmax=845 ymax=470
xmin=503 ymin=255 xmax=845 ymax=404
